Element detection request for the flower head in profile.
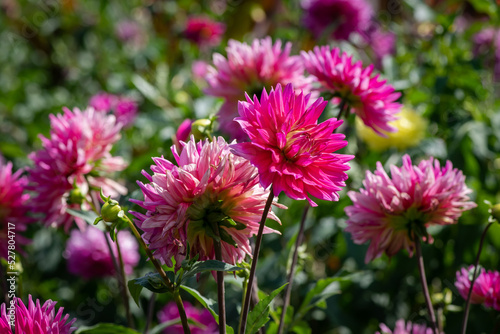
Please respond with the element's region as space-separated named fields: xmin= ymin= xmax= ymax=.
xmin=356 ymin=107 xmax=427 ymax=151
xmin=301 ymin=0 xmax=373 ymax=41
xmin=376 ymin=319 xmax=435 ymax=334
xmin=0 ymin=157 xmax=31 ymax=260
xmin=184 ymin=16 xmax=225 ymax=48
xmin=158 ymin=301 xmax=218 ymax=334
xmin=345 ymin=155 xmax=476 ymax=263
xmin=232 ymin=83 xmax=353 ymax=206
xmin=455 ymin=266 xmax=500 ymax=310
xmin=28 ymin=107 xmax=127 ymax=231
xmin=204 ymin=37 xmax=313 ymax=140
xmin=0 ymin=295 xmax=76 ymax=333
xmin=301 ymin=45 xmax=402 ymax=135
xmin=65 ymin=225 xmax=139 ymax=279
xmin=131 ymin=136 xmax=281 ymax=269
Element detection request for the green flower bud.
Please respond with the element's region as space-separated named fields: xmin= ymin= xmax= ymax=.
xmin=490 ymin=203 xmax=500 ymax=222
xmin=191 ymin=119 xmax=212 ymax=140
xmin=101 ymin=199 xmax=123 ymax=223
xmin=68 ymin=187 xmax=85 ymax=205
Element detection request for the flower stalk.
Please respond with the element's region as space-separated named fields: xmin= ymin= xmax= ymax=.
xmin=213 ymin=223 xmax=227 ymax=334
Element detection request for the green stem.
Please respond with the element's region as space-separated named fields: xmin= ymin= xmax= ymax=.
xmin=174 ymin=289 xmax=192 ymax=334
xmin=116 ymin=236 xmax=135 ymax=328
xmin=277 ymin=204 xmax=310 ymax=334
xmin=461 ymin=222 xmax=493 ymax=334
xmin=415 ymin=238 xmax=439 ymax=334
xmin=213 ymin=228 xmax=227 ymax=334
xmin=239 ymin=187 xmax=275 ymax=334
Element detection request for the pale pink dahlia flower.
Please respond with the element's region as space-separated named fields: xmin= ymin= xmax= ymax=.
xmin=28 ymin=107 xmax=127 ymax=231
xmin=455 ymin=266 xmax=500 ymax=310
xmin=204 ymin=37 xmax=313 ymax=140
xmin=65 ymin=225 xmax=139 ymax=279
xmin=0 ymin=295 xmax=76 ymax=333
xmin=89 ymin=92 xmax=138 ymax=128
xmin=377 ymin=319 xmax=435 ymax=334
xmin=345 ymin=155 xmax=476 ymax=263
xmin=301 ymin=0 xmax=373 ymax=41
xmin=301 ymin=45 xmax=402 ymax=135
xmin=131 ymin=136 xmax=281 ymax=269
xmin=184 ymin=16 xmax=225 ymax=48
xmin=158 ymin=301 xmax=218 ymax=334
xmin=0 ymin=157 xmax=31 ymax=259
xmin=232 ymin=83 xmax=353 ymax=206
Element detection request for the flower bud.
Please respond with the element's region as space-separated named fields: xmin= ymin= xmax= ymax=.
xmin=101 ymin=199 xmax=123 ymax=223
xmin=490 ymin=203 xmax=500 ymax=222
xmin=68 ymin=187 xmax=85 ymax=205
xmin=191 ymin=119 xmax=212 ymax=140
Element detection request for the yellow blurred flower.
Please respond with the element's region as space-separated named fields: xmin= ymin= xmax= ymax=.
xmin=356 ymin=107 xmax=427 ymax=151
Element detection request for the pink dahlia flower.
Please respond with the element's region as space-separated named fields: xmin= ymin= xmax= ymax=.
xmin=301 ymin=45 xmax=402 ymax=135
xmin=184 ymin=16 xmax=225 ymax=48
xmin=89 ymin=92 xmax=138 ymax=128
xmin=301 ymin=0 xmax=373 ymax=41
xmin=65 ymin=225 xmax=140 ymax=279
xmin=0 ymin=295 xmax=76 ymax=333
xmin=376 ymin=319 xmax=435 ymax=334
xmin=232 ymin=83 xmax=353 ymax=206
xmin=455 ymin=266 xmax=500 ymax=310
xmin=115 ymin=20 xmax=147 ymax=49
xmin=345 ymin=155 xmax=476 ymax=263
xmin=0 ymin=158 xmax=31 ymax=260
xmin=158 ymin=301 xmax=218 ymax=334
xmin=204 ymin=37 xmax=313 ymax=140
xmin=28 ymin=107 xmax=127 ymax=231
xmin=131 ymin=136 xmax=281 ymax=269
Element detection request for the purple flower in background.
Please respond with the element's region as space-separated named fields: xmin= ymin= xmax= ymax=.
xmin=301 ymin=0 xmax=373 ymax=41
xmin=115 ymin=19 xmax=147 ymax=49
xmin=361 ymin=22 xmax=397 ymax=66
xmin=0 ymin=295 xmax=76 ymax=334
xmin=88 ymin=92 xmax=139 ymax=128
xmin=184 ymin=16 xmax=225 ymax=48
xmin=0 ymin=157 xmax=31 ymax=260
xmin=377 ymin=319 xmax=435 ymax=334
xmin=65 ymin=225 xmax=139 ymax=279
xmin=455 ymin=266 xmax=500 ymax=310
xmin=158 ymin=301 xmax=218 ymax=334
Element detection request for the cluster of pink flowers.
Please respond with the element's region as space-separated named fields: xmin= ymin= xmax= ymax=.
xmin=158 ymin=301 xmax=218 ymax=334
xmin=203 ymin=37 xmax=313 ymax=140
xmin=345 ymin=155 xmax=476 ymax=263
xmin=184 ymin=16 xmax=225 ymax=48
xmin=0 ymin=295 xmax=76 ymax=333
xmin=0 ymin=157 xmax=31 ymax=259
xmin=89 ymin=92 xmax=139 ymax=128
xmin=302 ymin=45 xmax=402 ymax=135
xmin=376 ymin=319 xmax=435 ymax=334
xmin=455 ymin=266 xmax=500 ymax=311
xmin=28 ymin=107 xmax=127 ymax=231
xmin=131 ymin=136 xmax=281 ymax=269
xmin=232 ymin=83 xmax=353 ymax=206
xmin=65 ymin=225 xmax=140 ymax=279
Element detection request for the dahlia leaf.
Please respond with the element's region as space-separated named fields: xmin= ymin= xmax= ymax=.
xmin=296 ymin=277 xmax=344 ymax=319
xmin=127 ymin=279 xmax=144 ymax=307
xmin=180 ymin=284 xmax=235 ymax=334
xmin=76 ymin=323 xmax=141 ymax=333
xmin=246 ymin=283 xmax=288 ymax=334
xmin=129 ymin=272 xmax=173 ymax=302
xmin=66 ymin=208 xmax=98 ymax=226
xmin=182 ymin=260 xmax=243 ymax=282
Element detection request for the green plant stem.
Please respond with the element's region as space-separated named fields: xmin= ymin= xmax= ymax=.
xmin=415 ymin=238 xmax=439 ymax=334
xmin=116 ymin=236 xmax=135 ymax=328
xmin=174 ymin=288 xmax=192 ymax=334
xmin=277 ymin=204 xmax=310 ymax=334
xmin=214 ymin=228 xmax=227 ymax=334
xmin=239 ymin=187 xmax=275 ymax=334
xmin=461 ymin=222 xmax=493 ymax=334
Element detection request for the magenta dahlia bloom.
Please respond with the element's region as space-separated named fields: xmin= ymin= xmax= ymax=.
xmin=0 ymin=158 xmax=31 ymax=260
xmin=64 ymin=225 xmax=140 ymax=279
xmin=301 ymin=45 xmax=402 ymax=135
xmin=232 ymin=83 xmax=353 ymax=206
xmin=184 ymin=16 xmax=225 ymax=48
xmin=345 ymin=155 xmax=476 ymax=263
xmin=131 ymin=136 xmax=281 ymax=269
xmin=455 ymin=266 xmax=500 ymax=310
xmin=0 ymin=295 xmax=76 ymax=333
xmin=28 ymin=107 xmax=127 ymax=231
xmin=204 ymin=37 xmax=313 ymax=140
xmin=158 ymin=301 xmax=218 ymax=334
xmin=301 ymin=0 xmax=373 ymax=41
xmin=89 ymin=92 xmax=138 ymax=127
xmin=376 ymin=319 xmax=435 ymax=334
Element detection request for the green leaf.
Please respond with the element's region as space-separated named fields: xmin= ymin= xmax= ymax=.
xmin=180 ymin=285 xmax=234 ymax=334
xmin=127 ymin=279 xmax=144 ymax=308
xmin=183 ymin=260 xmax=243 ymax=281
xmin=246 ymin=283 xmax=288 ymax=334
xmin=291 ymin=321 xmax=312 ymax=334
xmin=130 ymin=272 xmax=171 ymax=294
xmin=66 ymin=208 xmax=98 ymax=226
xmin=76 ymin=323 xmax=141 ymax=334
xmin=149 ymin=318 xmax=209 ymax=334
xmin=296 ymin=277 xmax=343 ymax=318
